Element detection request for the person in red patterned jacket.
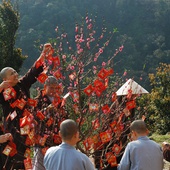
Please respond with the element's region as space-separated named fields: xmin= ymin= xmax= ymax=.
xmin=0 ymin=43 xmax=52 ymax=170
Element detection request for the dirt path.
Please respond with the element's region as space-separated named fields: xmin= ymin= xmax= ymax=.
xmin=164 ymin=160 xmax=170 ymax=170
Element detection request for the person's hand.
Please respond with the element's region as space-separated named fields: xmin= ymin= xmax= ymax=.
xmin=0 ymin=81 xmax=12 ymax=92
xmin=43 ymin=43 xmax=53 ymax=54
xmin=37 ymin=43 xmax=53 ymax=63
xmin=0 ymin=133 xmax=13 ymax=143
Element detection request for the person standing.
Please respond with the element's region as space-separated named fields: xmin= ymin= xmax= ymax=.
xmin=118 ymin=119 xmax=163 ymax=170
xmin=162 ymin=141 xmax=170 ymax=162
xmin=0 ymin=43 xmax=52 ymax=169
xmin=33 ymin=76 xmax=67 ymax=170
xmin=44 ymin=119 xmax=95 ymax=170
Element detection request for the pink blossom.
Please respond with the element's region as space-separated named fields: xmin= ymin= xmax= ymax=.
xmin=75 ymin=26 xmax=78 ymax=32
xmin=70 ymin=66 xmax=75 ymax=70
xmin=102 ymin=62 xmax=106 ymax=67
xmin=80 ymin=68 xmax=84 ymax=74
xmin=86 ymin=42 xmax=90 ymax=49
xmin=99 ymin=48 xmax=103 ymax=54
xmin=55 ymin=26 xmax=58 ymax=32
xmin=123 ymin=71 xmax=127 ymax=76
xmin=77 ymin=48 xmax=83 ymax=54
xmin=119 ymin=45 xmax=124 ymax=52
xmin=94 ymin=57 xmax=97 ymax=62
xmin=87 ymin=23 xmax=92 ymax=30
xmin=93 ymin=66 xmax=97 ymax=70
xmin=62 ymin=55 xmax=66 ymax=59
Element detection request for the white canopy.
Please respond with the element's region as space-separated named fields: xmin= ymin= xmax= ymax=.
xmin=116 ymin=79 xmax=149 ymax=96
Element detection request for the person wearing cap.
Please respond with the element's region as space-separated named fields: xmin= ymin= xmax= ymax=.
xmin=33 ymin=76 xmax=67 ymax=170
xmin=118 ymin=120 xmax=163 ymax=170
xmin=0 ymin=43 xmax=52 ymax=169
xmin=44 ymin=119 xmax=95 ymax=170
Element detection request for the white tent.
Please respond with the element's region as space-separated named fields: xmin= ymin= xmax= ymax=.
xmin=116 ymin=79 xmax=149 ymax=96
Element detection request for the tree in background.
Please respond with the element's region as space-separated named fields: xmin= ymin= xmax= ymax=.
xmin=140 ymin=63 xmax=170 ymax=134
xmin=0 ymin=0 xmax=25 ymax=72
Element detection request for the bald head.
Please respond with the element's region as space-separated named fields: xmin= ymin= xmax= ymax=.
xmin=0 ymin=67 xmax=13 ymax=79
xmin=45 ymin=76 xmax=58 ymax=86
xmin=60 ymin=119 xmax=78 ymax=141
xmin=130 ymin=120 xmax=147 ymax=134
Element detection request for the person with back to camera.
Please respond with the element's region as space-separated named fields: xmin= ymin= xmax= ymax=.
xmin=118 ymin=119 xmax=163 ymax=170
xmin=0 ymin=43 xmax=52 ymax=169
xmin=162 ymin=141 xmax=170 ymax=162
xmin=44 ymin=119 xmax=95 ymax=170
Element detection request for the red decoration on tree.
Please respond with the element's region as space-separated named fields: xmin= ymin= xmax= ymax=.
xmin=36 ymin=111 xmax=45 ymax=120
xmin=53 ymin=69 xmax=62 ymax=79
xmin=105 ymin=152 xmax=117 ymax=167
xmin=27 ymin=98 xmax=37 ymax=107
xmin=112 ymin=144 xmax=121 ymax=155
xmin=24 ymin=157 xmax=32 ymax=170
xmin=37 ymin=72 xmax=48 ymax=84
xmin=102 ymin=104 xmax=111 ymax=114
xmin=112 ymin=92 xmax=117 ymax=102
xmin=84 ymin=84 xmax=94 ymax=96
xmin=100 ymin=131 xmax=112 ymax=143
xmin=126 ymin=100 xmax=136 ymax=110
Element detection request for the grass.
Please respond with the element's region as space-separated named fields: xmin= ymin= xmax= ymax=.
xmin=149 ymin=133 xmax=170 ymax=145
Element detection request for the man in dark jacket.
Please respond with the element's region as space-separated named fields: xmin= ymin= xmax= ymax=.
xmin=0 ymin=43 xmax=52 ymax=169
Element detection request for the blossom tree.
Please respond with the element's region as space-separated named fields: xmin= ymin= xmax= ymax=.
xmin=11 ymin=14 xmax=145 ymax=169
xmin=34 ymin=14 xmax=143 ymax=170
xmin=34 ymin=14 xmax=147 ymax=170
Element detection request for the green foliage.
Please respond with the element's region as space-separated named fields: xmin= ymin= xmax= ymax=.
xmin=138 ymin=63 xmax=170 ymax=134
xmin=0 ymin=0 xmax=25 ymax=72
xmin=11 ymin=0 xmax=170 ymax=90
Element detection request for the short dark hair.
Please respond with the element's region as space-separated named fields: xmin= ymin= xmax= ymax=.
xmin=60 ymin=119 xmax=78 ymax=140
xmin=130 ymin=120 xmax=147 ymax=134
